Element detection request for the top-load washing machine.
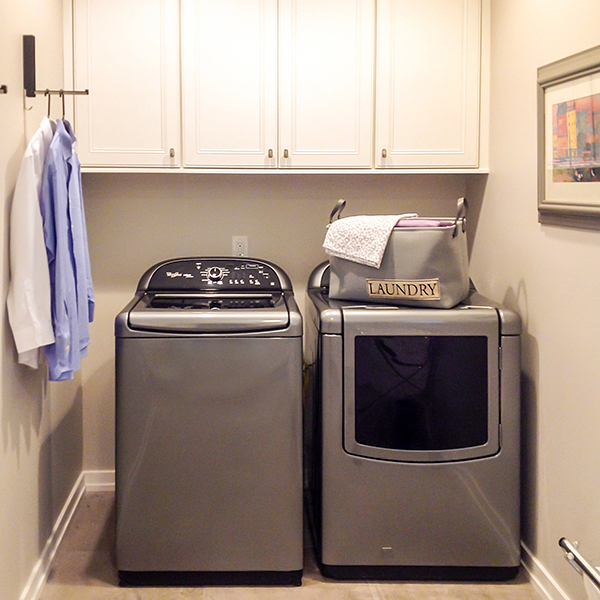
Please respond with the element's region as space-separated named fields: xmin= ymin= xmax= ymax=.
xmin=115 ymin=257 xmax=303 ymax=587
xmin=305 ymin=262 xmax=521 ymax=581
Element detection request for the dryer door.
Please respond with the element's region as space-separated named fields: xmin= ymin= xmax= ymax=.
xmin=342 ymin=306 xmax=500 ymax=463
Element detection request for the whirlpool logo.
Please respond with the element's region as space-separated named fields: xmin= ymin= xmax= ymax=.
xmin=366 ymin=279 xmax=441 ymax=300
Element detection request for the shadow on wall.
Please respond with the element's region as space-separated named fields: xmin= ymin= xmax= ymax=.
xmin=38 ymin=383 xmax=83 ymax=553
xmin=0 ymin=330 xmax=83 ymax=556
xmin=464 ymin=173 xmax=488 ymax=261
xmin=503 ymin=281 xmax=539 ymax=556
xmin=79 ymin=353 xmax=116 ymax=468
xmin=0 ymin=339 xmax=45 ymax=458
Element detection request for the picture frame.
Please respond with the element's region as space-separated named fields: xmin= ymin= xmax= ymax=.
xmin=537 ymin=45 xmax=600 ymax=229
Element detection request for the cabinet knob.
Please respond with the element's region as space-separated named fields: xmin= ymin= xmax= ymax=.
xmin=381 ymin=149 xmax=387 ymax=158
xmin=169 ymin=148 xmax=175 ymax=158
xmin=283 ymin=149 xmax=289 ymax=159
xmin=268 ymin=149 xmax=273 ymax=158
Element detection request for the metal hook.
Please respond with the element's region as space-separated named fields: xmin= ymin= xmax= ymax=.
xmin=46 ymin=89 xmax=51 ymax=117
xmin=24 ymin=88 xmax=33 ymax=111
xmin=60 ymin=89 xmax=65 ymax=119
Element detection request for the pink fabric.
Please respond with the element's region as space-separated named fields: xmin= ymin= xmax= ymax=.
xmin=395 ymin=219 xmax=454 ymax=228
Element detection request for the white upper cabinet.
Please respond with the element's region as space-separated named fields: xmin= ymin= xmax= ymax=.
xmin=375 ymin=0 xmax=482 ymax=168
xmin=278 ymin=0 xmax=375 ymax=168
xmin=181 ymin=0 xmax=278 ymax=168
xmin=73 ymin=0 xmax=180 ymax=167
xmin=182 ymin=0 xmax=374 ymax=168
xmin=71 ymin=0 xmax=486 ymax=171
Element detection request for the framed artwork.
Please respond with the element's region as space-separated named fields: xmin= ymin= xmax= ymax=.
xmin=538 ymin=45 xmax=600 ymax=229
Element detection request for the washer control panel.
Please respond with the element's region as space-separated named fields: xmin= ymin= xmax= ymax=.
xmin=144 ymin=258 xmax=283 ymax=292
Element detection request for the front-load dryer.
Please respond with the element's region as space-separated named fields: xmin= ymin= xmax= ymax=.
xmin=115 ymin=257 xmax=303 ymax=586
xmin=304 ymin=262 xmax=521 ymax=581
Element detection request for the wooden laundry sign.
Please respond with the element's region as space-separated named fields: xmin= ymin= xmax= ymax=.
xmin=366 ymin=279 xmax=441 ymax=301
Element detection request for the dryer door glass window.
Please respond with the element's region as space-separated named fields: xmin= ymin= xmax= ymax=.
xmin=341 ymin=306 xmax=500 ymax=463
xmin=354 ymin=335 xmax=488 ymax=452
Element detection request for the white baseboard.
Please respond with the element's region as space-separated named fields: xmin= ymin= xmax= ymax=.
xmin=521 ymin=542 xmax=572 ymax=600
xmin=20 ymin=472 xmax=86 ymax=600
xmin=20 ymin=470 xmax=115 ymax=600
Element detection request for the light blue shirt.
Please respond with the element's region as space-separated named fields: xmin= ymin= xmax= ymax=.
xmin=40 ymin=119 xmax=95 ymax=381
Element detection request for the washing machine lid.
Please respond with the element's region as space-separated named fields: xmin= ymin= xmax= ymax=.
xmin=127 ymin=292 xmax=290 ymax=333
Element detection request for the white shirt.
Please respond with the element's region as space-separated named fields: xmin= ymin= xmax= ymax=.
xmin=7 ymin=117 xmax=56 ymax=368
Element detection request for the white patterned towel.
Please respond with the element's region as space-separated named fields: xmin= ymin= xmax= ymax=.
xmin=323 ymin=214 xmax=416 ymax=269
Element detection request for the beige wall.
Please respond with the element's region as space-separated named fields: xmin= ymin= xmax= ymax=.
xmin=468 ymin=2 xmax=600 ymax=599
xmin=80 ymin=172 xmax=468 ymax=468
xmin=0 ymin=2 xmax=84 ymax=600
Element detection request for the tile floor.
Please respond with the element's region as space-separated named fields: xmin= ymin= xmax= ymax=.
xmin=39 ymin=492 xmax=541 ymax=600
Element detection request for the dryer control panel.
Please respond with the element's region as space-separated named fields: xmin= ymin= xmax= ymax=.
xmin=140 ymin=258 xmax=286 ymax=292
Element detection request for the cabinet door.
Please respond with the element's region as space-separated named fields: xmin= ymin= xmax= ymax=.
xmin=376 ymin=0 xmax=481 ymax=168
xmin=181 ymin=0 xmax=277 ymax=168
xmin=73 ymin=0 xmax=180 ymax=167
xmin=279 ymin=0 xmax=375 ymax=168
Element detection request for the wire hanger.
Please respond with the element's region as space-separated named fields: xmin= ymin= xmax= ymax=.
xmin=44 ymin=90 xmax=71 ymax=121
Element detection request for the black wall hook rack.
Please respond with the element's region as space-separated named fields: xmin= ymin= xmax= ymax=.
xmin=23 ymin=34 xmax=88 ymax=99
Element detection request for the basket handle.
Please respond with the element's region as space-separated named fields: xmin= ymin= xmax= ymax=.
xmin=329 ymin=199 xmax=346 ymax=223
xmin=453 ymin=197 xmax=468 ymax=237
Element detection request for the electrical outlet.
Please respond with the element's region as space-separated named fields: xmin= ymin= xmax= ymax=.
xmin=232 ymin=236 xmax=248 ymax=257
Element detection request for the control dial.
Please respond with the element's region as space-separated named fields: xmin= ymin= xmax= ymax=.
xmin=207 ymin=266 xmax=223 ymax=281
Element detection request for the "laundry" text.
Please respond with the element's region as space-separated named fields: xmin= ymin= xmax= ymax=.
xmin=366 ymin=279 xmax=441 ymax=300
